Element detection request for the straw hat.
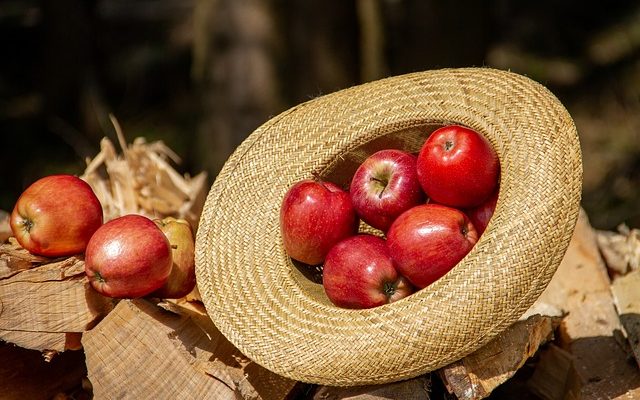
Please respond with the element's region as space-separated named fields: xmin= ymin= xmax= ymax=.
xmin=195 ymin=67 xmax=582 ymax=386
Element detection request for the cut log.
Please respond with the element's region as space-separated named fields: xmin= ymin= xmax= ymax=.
xmin=531 ymin=210 xmax=640 ymax=399
xmin=0 ymin=331 xmax=83 ymax=354
xmin=0 ymin=243 xmax=114 ymax=352
xmin=160 ymin=298 xmax=304 ymax=400
xmin=438 ymin=314 xmax=560 ymax=400
xmin=0 ymin=238 xmax=53 ymax=278
xmin=611 ymin=269 xmax=640 ymax=368
xmin=312 ymin=375 xmax=431 ymax=400
xmin=83 ymin=299 xmax=301 ymax=400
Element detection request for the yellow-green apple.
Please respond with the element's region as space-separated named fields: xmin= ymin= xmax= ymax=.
xmin=10 ymin=174 xmax=103 ymax=257
xmin=152 ymin=217 xmax=196 ymax=299
xmin=280 ymin=180 xmax=358 ymax=265
xmin=387 ymin=204 xmax=478 ymax=289
xmin=417 ymin=125 xmax=499 ymax=208
xmin=85 ymin=214 xmax=172 ymax=298
xmin=349 ymin=149 xmax=425 ymax=231
xmin=322 ymin=234 xmax=414 ymax=309
xmin=465 ymin=188 xmax=498 ymax=236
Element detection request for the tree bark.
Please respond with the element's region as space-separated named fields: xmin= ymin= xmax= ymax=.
xmin=194 ymin=0 xmax=283 ymax=176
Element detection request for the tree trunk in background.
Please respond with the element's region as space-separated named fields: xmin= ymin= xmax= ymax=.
xmin=279 ymin=0 xmax=359 ymax=105
xmin=193 ymin=0 xmax=361 ymax=178
xmin=193 ymin=0 xmax=282 ymax=177
xmin=357 ymin=0 xmax=388 ymax=83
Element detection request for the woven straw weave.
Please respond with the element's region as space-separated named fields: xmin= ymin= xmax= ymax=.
xmin=195 ymin=68 xmax=583 ymax=386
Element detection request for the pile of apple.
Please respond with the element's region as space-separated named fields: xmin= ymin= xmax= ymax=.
xmin=280 ymin=125 xmax=500 ymax=309
xmin=9 ymin=175 xmax=196 ymax=299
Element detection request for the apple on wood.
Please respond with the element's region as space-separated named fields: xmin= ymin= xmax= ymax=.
xmin=386 ymin=203 xmax=478 ymax=289
xmin=280 ymin=180 xmax=358 ymax=265
xmin=349 ymin=149 xmax=425 ymax=231
xmin=417 ymin=125 xmax=499 ymax=208
xmin=152 ymin=217 xmax=197 ymax=299
xmin=322 ymin=234 xmax=414 ymax=309
xmin=10 ymin=174 xmax=103 ymax=257
xmin=85 ymin=214 xmax=172 ymax=298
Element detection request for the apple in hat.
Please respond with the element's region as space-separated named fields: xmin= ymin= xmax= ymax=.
xmin=152 ymin=217 xmax=197 ymax=299
xmin=417 ymin=125 xmax=499 ymax=208
xmin=349 ymin=149 xmax=425 ymax=231
xmin=322 ymin=234 xmax=414 ymax=309
xmin=465 ymin=188 xmax=499 ymax=236
xmin=10 ymin=174 xmax=103 ymax=257
xmin=85 ymin=214 xmax=172 ymax=298
xmin=387 ymin=203 xmax=478 ymax=289
xmin=280 ymin=180 xmax=358 ymax=265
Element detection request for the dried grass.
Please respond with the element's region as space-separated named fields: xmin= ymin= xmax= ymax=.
xmin=81 ymin=115 xmax=207 ymax=228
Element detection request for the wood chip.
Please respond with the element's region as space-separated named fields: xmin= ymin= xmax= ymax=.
xmin=596 ymin=224 xmax=640 ymax=276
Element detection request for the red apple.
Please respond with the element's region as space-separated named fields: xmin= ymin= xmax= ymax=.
xmin=280 ymin=180 xmax=358 ymax=265
xmin=10 ymin=174 xmax=103 ymax=257
xmin=386 ymin=204 xmax=478 ymax=289
xmin=85 ymin=214 xmax=172 ymax=298
xmin=152 ymin=217 xmax=196 ymax=299
xmin=349 ymin=149 xmax=425 ymax=231
xmin=465 ymin=188 xmax=498 ymax=236
xmin=322 ymin=234 xmax=414 ymax=309
xmin=417 ymin=125 xmax=499 ymax=208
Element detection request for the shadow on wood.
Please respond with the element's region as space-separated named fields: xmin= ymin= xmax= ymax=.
xmin=0 ymin=342 xmax=87 ymax=400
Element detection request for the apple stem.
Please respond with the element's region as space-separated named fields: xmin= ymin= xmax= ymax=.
xmin=383 ymin=281 xmax=396 ymax=298
xmin=369 ymin=177 xmax=388 ymax=199
xmin=94 ymin=271 xmax=106 ymax=283
xmin=20 ymin=218 xmax=34 ymax=233
xmin=444 ymin=140 xmax=454 ymax=151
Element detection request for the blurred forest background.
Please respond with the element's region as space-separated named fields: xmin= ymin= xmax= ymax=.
xmin=2 ymin=0 xmax=640 ymax=229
